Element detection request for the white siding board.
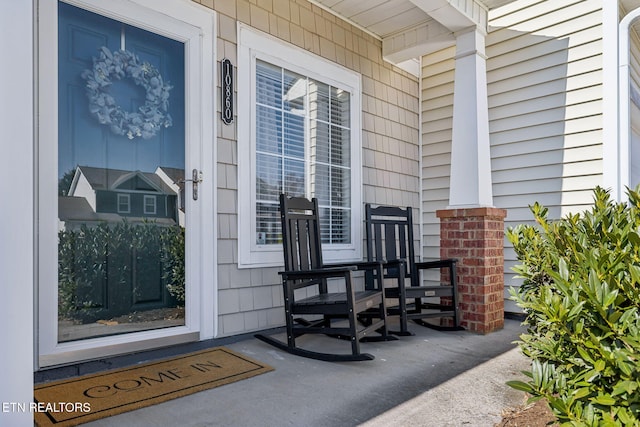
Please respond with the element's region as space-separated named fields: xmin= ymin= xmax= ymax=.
xmin=424 ymin=106 xmax=453 ymax=122
xmin=503 ymin=205 xmax=594 ymax=222
xmin=422 ymin=164 xmax=451 ymax=179
xmin=488 ymin=12 xmax=602 ymax=56
xmin=488 ymin=57 xmax=602 ymax=97
xmin=423 ymin=83 xmax=454 ymax=101
xmin=422 ymin=93 xmax=453 ymax=110
xmin=558 ymin=205 xmax=597 ymax=217
xmin=423 ymin=153 xmax=452 ymax=168
xmin=488 ymin=0 xmax=545 ymax=21
xmin=422 ymin=59 xmax=456 ymax=79
xmin=422 ymin=46 xmax=456 ymax=67
xmin=492 ymin=145 xmax=602 ymax=171
xmin=422 ymin=72 xmax=455 ymax=91
xmin=489 ymin=25 xmax=602 ymax=72
xmin=422 ymin=247 xmax=442 ymax=260
xmin=495 ymin=191 xmax=584 ymax=211
xmin=488 ymin=41 xmax=602 ymax=84
xmin=421 ymin=187 xmax=449 ymax=201
xmin=424 ymin=117 xmax=455 ymax=133
xmin=560 ymin=159 xmax=603 ymax=177
xmin=422 ymin=140 xmax=453 ymax=156
xmin=501 ymin=207 xmax=548 ymax=222
xmin=492 ymin=130 xmax=603 ymax=156
xmin=422 ymin=203 xmax=450 ymax=217
xmin=489 ymin=0 xmax=596 ymax=30
xmin=421 ymin=224 xmax=441 ymax=238
xmin=494 ymin=175 xmax=602 ymax=196
xmin=494 ymin=191 xmax=594 ymax=209
xmin=492 ymin=159 xmax=602 ymax=183
xmin=489 ymin=100 xmax=602 ymax=133
xmin=489 ymin=70 xmax=603 ymax=108
xmin=491 ymin=116 xmax=602 ymax=146
xmin=423 ymin=130 xmax=453 ymax=145
xmin=422 ymin=178 xmax=450 ymax=193
xmin=490 ymin=86 xmax=602 ymax=120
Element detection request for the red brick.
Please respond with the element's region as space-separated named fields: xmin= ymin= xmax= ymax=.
xmin=436 ymin=207 xmax=506 ymax=335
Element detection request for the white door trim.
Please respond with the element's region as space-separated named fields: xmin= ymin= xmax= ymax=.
xmin=0 ymin=1 xmax=35 ymax=424
xmin=36 ymin=0 xmax=216 ymax=368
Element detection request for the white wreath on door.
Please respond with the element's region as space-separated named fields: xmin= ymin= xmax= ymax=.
xmin=82 ymin=46 xmax=173 ymax=140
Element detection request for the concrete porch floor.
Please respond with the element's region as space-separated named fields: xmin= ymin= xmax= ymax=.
xmin=36 ymin=318 xmax=531 ymax=427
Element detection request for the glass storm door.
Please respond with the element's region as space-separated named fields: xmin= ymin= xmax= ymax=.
xmin=57 ymin=2 xmax=186 ymax=342
xmin=38 ymin=0 xmax=210 ymax=366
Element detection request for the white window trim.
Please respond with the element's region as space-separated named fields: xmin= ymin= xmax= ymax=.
xmin=117 ymin=193 xmax=131 ymax=214
xmin=143 ymin=194 xmax=157 ymax=215
xmin=237 ymin=24 xmax=362 ymax=268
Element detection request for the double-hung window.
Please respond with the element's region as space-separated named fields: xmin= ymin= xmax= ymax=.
xmin=117 ymin=193 xmax=130 ymax=214
xmin=144 ymin=195 xmax=157 ymax=215
xmin=238 ymin=25 xmax=362 ymax=267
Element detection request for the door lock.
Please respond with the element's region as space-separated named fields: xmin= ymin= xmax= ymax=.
xmin=181 ymin=169 xmax=202 ymax=200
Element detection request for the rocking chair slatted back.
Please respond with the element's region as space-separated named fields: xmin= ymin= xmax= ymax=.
xmin=367 ymin=206 xmax=415 ymax=280
xmin=365 ymin=204 xmax=462 ymax=334
xmin=280 ymin=197 xmax=322 ymax=272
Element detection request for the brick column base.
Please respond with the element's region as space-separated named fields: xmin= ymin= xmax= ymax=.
xmin=436 ymin=207 xmax=507 ymax=334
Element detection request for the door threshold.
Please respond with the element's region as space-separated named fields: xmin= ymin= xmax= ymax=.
xmin=34 ymin=329 xmax=265 ymax=384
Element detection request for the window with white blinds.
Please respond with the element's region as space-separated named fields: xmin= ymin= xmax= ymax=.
xmin=238 ymin=25 xmax=362 ymax=267
xmin=254 ymin=60 xmax=351 ymax=246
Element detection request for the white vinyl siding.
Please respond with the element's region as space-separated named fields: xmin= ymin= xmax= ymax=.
xmin=421 ymin=46 xmax=455 ymax=262
xmin=421 ymin=0 xmax=604 ymax=312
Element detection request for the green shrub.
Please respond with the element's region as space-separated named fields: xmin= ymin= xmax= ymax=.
xmin=507 ymin=186 xmax=640 ymax=426
xmin=162 ymin=225 xmax=185 ymax=303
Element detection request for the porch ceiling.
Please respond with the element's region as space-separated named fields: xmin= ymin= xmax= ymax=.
xmin=309 ymin=0 xmax=518 ymax=73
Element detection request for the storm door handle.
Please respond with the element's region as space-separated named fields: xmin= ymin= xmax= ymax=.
xmin=181 ymin=169 xmax=202 ymax=201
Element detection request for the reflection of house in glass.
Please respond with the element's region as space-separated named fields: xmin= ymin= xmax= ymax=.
xmin=58 ymin=166 xmax=185 ymax=230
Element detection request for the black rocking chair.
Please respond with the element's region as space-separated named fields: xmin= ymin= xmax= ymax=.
xmin=365 ymin=204 xmax=463 ymax=335
xmin=255 ymin=195 xmax=392 ymax=361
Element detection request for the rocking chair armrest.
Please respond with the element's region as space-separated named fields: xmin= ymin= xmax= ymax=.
xmin=325 ymin=260 xmax=383 ymax=272
xmin=380 ymin=258 xmax=405 ymax=268
xmin=278 ymin=265 xmax=357 ymax=281
xmin=414 ymin=258 xmax=458 ymax=270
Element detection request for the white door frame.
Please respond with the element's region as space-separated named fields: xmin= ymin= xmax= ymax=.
xmin=0 ymin=2 xmax=34 ymax=424
xmin=36 ymin=0 xmax=217 ymax=368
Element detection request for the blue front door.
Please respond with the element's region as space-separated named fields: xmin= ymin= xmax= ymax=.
xmin=57 ymin=1 xmax=186 ymax=341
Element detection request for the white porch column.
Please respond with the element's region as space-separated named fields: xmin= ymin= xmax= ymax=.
xmin=448 ymin=27 xmax=493 ymax=207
